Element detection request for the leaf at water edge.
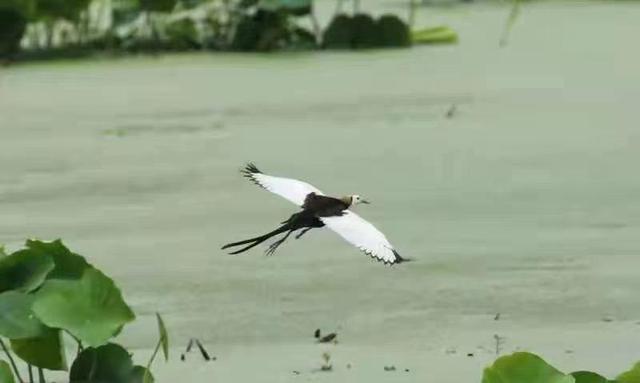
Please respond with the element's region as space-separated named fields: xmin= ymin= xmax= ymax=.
xmin=156 ymin=313 xmax=169 ymax=361
xmin=0 ymin=291 xmax=47 ymax=339
xmin=0 ymin=361 xmax=15 ymax=383
xmin=69 ymin=343 xmax=134 ymax=383
xmin=0 ymin=250 xmax=55 ymax=293
xmin=10 ymin=327 xmax=67 ymax=371
xmin=571 ymin=371 xmax=612 ymax=383
xmin=412 ymin=26 xmax=458 ymax=45
xmin=0 ymin=246 xmax=6 ymax=257
xmin=25 ymin=239 xmax=90 ymax=280
xmin=482 ymin=352 xmax=575 ymax=383
xmin=130 ymin=365 xmax=155 ymax=383
xmin=32 ymin=268 xmax=135 ymax=347
xmin=259 ymin=0 xmax=311 ymax=14
xmin=617 ymin=362 xmax=640 ymax=383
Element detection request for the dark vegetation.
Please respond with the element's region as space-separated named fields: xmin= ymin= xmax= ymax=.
xmin=0 ymin=0 xmax=413 ymax=62
xmin=483 ymin=352 xmax=640 ymax=383
xmin=0 ymin=239 xmax=168 ymax=383
xmin=322 ymin=13 xmax=410 ymax=49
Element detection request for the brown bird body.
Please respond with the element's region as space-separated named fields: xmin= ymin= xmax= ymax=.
xmin=302 ymin=193 xmax=350 ymax=217
xmin=221 ymin=166 xmax=358 ymax=256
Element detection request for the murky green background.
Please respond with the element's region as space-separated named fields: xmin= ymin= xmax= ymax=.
xmin=1 ymin=2 xmax=640 ymax=381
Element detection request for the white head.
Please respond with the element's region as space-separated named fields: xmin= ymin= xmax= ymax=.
xmin=349 ymin=194 xmax=370 ymax=206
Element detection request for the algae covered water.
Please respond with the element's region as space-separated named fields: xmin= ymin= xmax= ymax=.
xmin=1 ymin=2 xmax=640 ymax=381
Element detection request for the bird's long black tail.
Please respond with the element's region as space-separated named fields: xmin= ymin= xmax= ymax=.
xmin=222 ymin=223 xmax=291 ymax=255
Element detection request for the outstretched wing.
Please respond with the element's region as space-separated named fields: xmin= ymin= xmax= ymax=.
xmin=241 ymin=163 xmax=324 ymax=207
xmin=320 ymin=211 xmax=405 ymax=265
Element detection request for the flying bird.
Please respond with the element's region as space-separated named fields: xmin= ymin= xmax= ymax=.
xmin=221 ymin=164 xmax=405 ymax=265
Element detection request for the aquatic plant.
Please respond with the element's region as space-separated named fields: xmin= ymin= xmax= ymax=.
xmin=1 ymin=0 xmax=442 ymax=58
xmin=499 ymin=0 xmax=521 ymax=47
xmin=164 ymin=18 xmax=201 ymax=50
xmin=322 ymin=14 xmax=353 ymax=49
xmin=412 ymin=25 xmax=458 ymax=45
xmin=0 ymin=239 xmax=168 ymax=383
xmin=323 ymin=13 xmax=411 ymax=49
xmin=482 ymin=352 xmax=640 ymax=383
xmin=377 ymin=14 xmax=410 ymax=47
xmin=350 ymin=13 xmax=378 ymax=48
xmin=0 ymin=1 xmax=31 ymax=58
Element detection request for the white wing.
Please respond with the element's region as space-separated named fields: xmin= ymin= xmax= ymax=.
xmin=242 ymin=163 xmax=324 ymax=207
xmin=321 ymin=211 xmax=405 ymax=265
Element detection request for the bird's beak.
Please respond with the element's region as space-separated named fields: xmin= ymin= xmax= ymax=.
xmin=361 ymin=199 xmax=371 ymax=204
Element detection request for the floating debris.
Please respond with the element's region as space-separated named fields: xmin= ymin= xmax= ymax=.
xmin=494 ymin=313 xmax=501 ymax=321
xmin=320 ymin=352 xmax=333 ymax=371
xmin=196 ymin=339 xmax=213 ymax=361
xmin=314 ymin=328 xmax=338 ymax=344
xmin=319 ymin=333 xmax=337 ymax=343
xmin=180 ymin=338 xmax=195 ymax=361
xmin=384 ymin=366 xmax=396 ymax=372
xmin=446 ymin=104 xmax=457 ymax=119
xmin=494 ymin=334 xmax=505 ymax=356
xmin=181 ymin=338 xmax=215 ymax=362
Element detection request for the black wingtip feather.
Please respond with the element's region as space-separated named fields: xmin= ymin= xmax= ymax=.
xmin=243 ymin=163 xmax=262 ymax=175
xmin=241 ymin=163 xmax=267 ymax=189
xmin=361 ymin=248 xmax=408 ymax=266
xmin=393 ymin=250 xmax=409 ymax=264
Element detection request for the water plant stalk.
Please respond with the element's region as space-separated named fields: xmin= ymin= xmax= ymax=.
xmin=408 ymin=0 xmax=417 ymax=28
xmin=500 ymin=0 xmax=521 ymax=46
xmin=0 ymin=338 xmax=24 ymax=383
xmin=144 ymin=338 xmax=162 ymax=383
xmin=66 ymin=330 xmax=84 ymax=355
xmin=310 ymin=8 xmax=321 ymax=43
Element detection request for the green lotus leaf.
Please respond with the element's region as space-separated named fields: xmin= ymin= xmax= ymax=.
xmin=156 ymin=313 xmax=169 ymax=362
xmin=412 ymin=25 xmax=458 ymax=45
xmin=69 ymin=343 xmax=133 ymax=383
xmin=0 ymin=291 xmax=47 ymax=339
xmin=130 ymin=365 xmax=155 ymax=383
xmin=377 ymin=14 xmax=410 ymax=47
xmin=482 ymin=352 xmax=575 ymax=383
xmin=617 ymin=362 xmax=640 ymax=383
xmin=259 ymin=0 xmax=311 ymax=14
xmin=10 ymin=327 xmax=67 ymax=371
xmin=139 ymin=0 xmax=177 ymax=13
xmin=25 ymin=239 xmax=90 ymax=280
xmin=0 ymin=249 xmax=54 ymax=293
xmin=0 ymin=361 xmax=15 ymax=383
xmin=32 ymin=268 xmax=135 ymax=347
xmin=571 ymin=371 xmax=613 ymax=383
